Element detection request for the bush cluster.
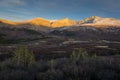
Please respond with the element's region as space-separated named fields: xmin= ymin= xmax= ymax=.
xmin=0 ymin=47 xmax=119 ymax=80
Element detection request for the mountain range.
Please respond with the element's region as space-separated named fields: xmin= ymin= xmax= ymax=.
xmin=1 ymin=16 xmax=120 ymax=28
xmin=0 ymin=16 xmax=120 ymax=43
xmin=0 ymin=18 xmax=76 ymax=28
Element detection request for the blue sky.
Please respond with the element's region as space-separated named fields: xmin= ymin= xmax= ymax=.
xmin=0 ymin=0 xmax=120 ymax=21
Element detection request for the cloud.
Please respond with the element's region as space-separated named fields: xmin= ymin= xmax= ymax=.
xmin=0 ymin=0 xmax=25 ymax=7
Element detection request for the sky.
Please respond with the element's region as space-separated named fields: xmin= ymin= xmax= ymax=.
xmin=0 ymin=0 xmax=120 ymax=21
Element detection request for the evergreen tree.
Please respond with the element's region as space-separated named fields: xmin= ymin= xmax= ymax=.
xmin=12 ymin=46 xmax=36 ymax=67
xmin=70 ymin=48 xmax=88 ymax=63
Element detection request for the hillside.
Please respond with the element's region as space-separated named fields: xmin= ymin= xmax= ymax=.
xmin=0 ymin=27 xmax=45 ymax=44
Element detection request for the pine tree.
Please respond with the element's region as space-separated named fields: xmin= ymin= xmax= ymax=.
xmin=70 ymin=48 xmax=88 ymax=63
xmin=12 ymin=46 xmax=36 ymax=67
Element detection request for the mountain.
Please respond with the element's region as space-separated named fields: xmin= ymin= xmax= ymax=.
xmin=51 ymin=18 xmax=76 ymax=28
xmin=26 ymin=18 xmax=50 ymax=27
xmin=0 ymin=16 xmax=120 ymax=42
xmin=1 ymin=16 xmax=120 ymax=29
xmin=50 ymin=16 xmax=120 ymax=41
xmin=78 ymin=16 xmax=120 ymax=27
xmin=0 ymin=18 xmax=76 ymax=28
xmin=0 ymin=18 xmax=76 ymax=42
xmin=79 ymin=16 xmax=101 ymax=24
xmin=1 ymin=16 xmax=120 ymax=42
xmin=0 ymin=19 xmax=20 ymax=25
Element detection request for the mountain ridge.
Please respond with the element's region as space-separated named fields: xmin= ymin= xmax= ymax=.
xmin=0 ymin=17 xmax=76 ymax=28
xmin=1 ymin=16 xmax=120 ymax=28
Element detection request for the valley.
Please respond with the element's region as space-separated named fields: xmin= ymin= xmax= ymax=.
xmin=0 ymin=34 xmax=120 ymax=61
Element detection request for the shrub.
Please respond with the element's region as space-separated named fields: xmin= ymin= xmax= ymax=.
xmin=0 ymin=70 xmax=34 ymax=80
xmin=48 ymin=59 xmax=57 ymax=70
xmin=37 ymin=69 xmax=63 ymax=80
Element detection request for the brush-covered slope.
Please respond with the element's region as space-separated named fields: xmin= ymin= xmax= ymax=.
xmin=0 ymin=27 xmax=45 ymax=44
xmin=50 ymin=25 xmax=120 ymax=41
